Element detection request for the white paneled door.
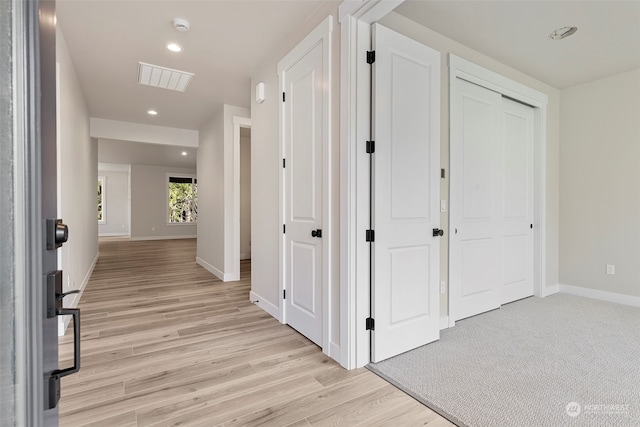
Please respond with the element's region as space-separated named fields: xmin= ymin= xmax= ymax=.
xmin=282 ymin=39 xmax=324 ymax=346
xmin=450 ymin=78 xmax=534 ymax=321
xmin=371 ymin=24 xmax=441 ymax=363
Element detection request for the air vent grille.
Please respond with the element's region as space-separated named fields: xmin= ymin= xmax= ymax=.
xmin=137 ymin=62 xmax=194 ymax=92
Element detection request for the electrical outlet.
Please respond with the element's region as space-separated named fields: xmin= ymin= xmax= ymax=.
xmin=440 ymin=280 xmax=447 ymax=294
xmin=606 ymin=264 xmax=615 ymax=275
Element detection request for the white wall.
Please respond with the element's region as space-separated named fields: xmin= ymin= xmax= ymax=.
xmin=56 ymin=27 xmax=99 ymax=321
xmin=240 ymin=135 xmax=251 ymax=259
xmin=560 ymin=69 xmax=640 ymax=299
xmin=196 ymin=104 xmax=250 ymax=280
xmin=98 ymin=166 xmax=130 ymax=236
xmin=379 ymin=12 xmax=561 ymax=314
xmin=130 ymin=164 xmax=197 ymax=240
xmin=250 ymin=2 xmax=341 ymax=349
xmin=197 ymin=105 xmax=224 ymax=276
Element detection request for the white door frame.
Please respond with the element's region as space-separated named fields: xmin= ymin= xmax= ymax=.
xmin=448 ymin=55 xmax=550 ymax=327
xmin=278 ymin=16 xmax=334 ymax=356
xmin=339 ymin=0 xmax=403 ymax=369
xmin=233 ymin=116 xmax=251 ymax=280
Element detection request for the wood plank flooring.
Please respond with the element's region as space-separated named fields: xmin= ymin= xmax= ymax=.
xmin=59 ymin=238 xmax=454 ymax=426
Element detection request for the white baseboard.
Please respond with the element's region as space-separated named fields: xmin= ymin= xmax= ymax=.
xmin=240 ymin=252 xmax=251 ymax=260
xmin=59 ymin=251 xmax=99 ymax=336
xmin=196 ymin=257 xmax=226 ymax=281
xmin=98 ymin=232 xmax=130 ymax=237
xmin=249 ymin=291 xmax=280 ymax=320
xmin=440 ymin=316 xmax=450 ymax=330
xmin=543 ymin=284 xmax=560 ymax=297
xmin=559 ymin=283 xmax=640 ymax=308
xmin=131 ymin=235 xmax=196 ymax=241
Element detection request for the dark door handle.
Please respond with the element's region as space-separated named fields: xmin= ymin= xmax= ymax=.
xmin=311 ymin=229 xmax=322 ymax=238
xmin=47 ymin=218 xmax=68 ymax=249
xmin=433 ymin=228 xmax=444 ymax=237
xmin=52 ymin=307 xmax=80 ymax=378
xmin=57 ymin=290 xmax=80 ymax=300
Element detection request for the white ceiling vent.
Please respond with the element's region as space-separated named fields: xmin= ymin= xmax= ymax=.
xmin=137 ymin=62 xmax=194 ymax=92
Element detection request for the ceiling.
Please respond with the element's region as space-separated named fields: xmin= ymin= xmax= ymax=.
xmin=59 ymin=0 xmax=639 ymax=167
xmin=57 ymin=0 xmax=331 ymax=130
xmin=98 ymin=139 xmax=197 ymax=168
xmin=394 ymin=0 xmax=640 ymax=89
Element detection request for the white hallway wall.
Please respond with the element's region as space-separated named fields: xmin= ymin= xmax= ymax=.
xmin=560 ymin=68 xmax=640 ymax=301
xmin=197 ymin=104 xmax=250 ymax=280
xmin=57 ymin=27 xmax=98 ymax=319
xmin=98 ymin=167 xmax=129 ymax=236
xmin=250 ymin=1 xmax=342 ymax=354
xmin=130 ymin=164 xmax=197 ymax=240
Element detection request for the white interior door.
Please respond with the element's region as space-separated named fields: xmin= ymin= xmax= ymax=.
xmin=500 ymin=97 xmax=534 ymax=303
xmin=282 ymin=41 xmax=324 ymax=346
xmin=450 ymin=79 xmax=502 ymax=321
xmin=451 ymin=78 xmax=534 ymax=321
xmin=371 ymin=24 xmax=441 ymax=363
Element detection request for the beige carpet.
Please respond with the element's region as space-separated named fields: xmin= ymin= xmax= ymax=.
xmin=368 ymin=294 xmax=640 ymax=427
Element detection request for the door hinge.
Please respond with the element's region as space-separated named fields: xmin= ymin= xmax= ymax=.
xmin=366 ymin=140 xmax=375 ymax=154
xmin=283 ymin=92 xmax=286 ymax=102
xmin=283 ymin=289 xmax=286 ymax=299
xmin=367 ymin=51 xmax=375 ymax=64
xmin=283 ymin=224 xmax=286 ymax=234
xmin=283 ymin=158 xmax=286 ymax=168
xmin=366 ymin=317 xmax=375 ymax=330
xmin=366 ymin=229 xmax=375 ymax=242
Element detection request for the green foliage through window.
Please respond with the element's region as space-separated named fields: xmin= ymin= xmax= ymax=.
xmin=169 ymin=176 xmax=197 ymax=223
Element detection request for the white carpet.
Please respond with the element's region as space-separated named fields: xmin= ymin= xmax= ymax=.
xmin=368 ymin=294 xmax=640 ymax=427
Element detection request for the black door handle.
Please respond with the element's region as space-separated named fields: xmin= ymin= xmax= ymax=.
xmin=53 ymin=307 xmax=80 ymax=378
xmin=311 ymin=229 xmax=322 ymax=238
xmin=433 ymin=228 xmax=444 ymax=237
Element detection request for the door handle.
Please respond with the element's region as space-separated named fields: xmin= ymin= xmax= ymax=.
xmin=52 ymin=307 xmax=81 ymax=378
xmin=311 ymin=229 xmax=322 ymax=238
xmin=432 ymin=228 xmax=444 ymax=237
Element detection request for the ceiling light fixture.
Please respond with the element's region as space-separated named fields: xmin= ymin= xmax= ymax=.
xmin=166 ymin=43 xmax=182 ymax=52
xmin=181 ymin=151 xmax=187 ymax=156
xmin=549 ymin=26 xmax=578 ymax=40
xmin=173 ymin=18 xmax=190 ymax=32
xmin=147 ymin=110 xmax=158 ymax=115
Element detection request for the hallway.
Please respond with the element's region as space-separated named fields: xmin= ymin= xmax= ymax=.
xmin=58 ymin=238 xmax=451 ymax=426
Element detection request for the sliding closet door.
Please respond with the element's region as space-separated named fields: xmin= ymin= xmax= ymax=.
xmin=450 ymin=79 xmax=534 ymax=321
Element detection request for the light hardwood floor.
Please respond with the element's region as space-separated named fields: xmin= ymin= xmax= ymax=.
xmin=59 ymin=238 xmax=454 ymax=426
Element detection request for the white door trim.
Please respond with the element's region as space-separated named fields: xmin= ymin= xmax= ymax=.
xmin=233 ymin=116 xmax=251 ymax=281
xmin=339 ymin=0 xmax=406 ymax=369
xmin=448 ymin=54 xmax=549 ymax=327
xmin=278 ymin=15 xmax=334 ymax=356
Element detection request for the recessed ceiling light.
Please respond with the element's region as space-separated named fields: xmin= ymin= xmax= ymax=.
xmin=167 ymin=43 xmax=182 ymax=52
xmin=549 ymin=26 xmax=578 ymax=40
xmin=147 ymin=110 xmax=158 ymax=115
xmin=181 ymin=151 xmax=187 ymax=156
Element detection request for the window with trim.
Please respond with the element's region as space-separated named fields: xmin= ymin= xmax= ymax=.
xmin=97 ymin=176 xmax=105 ymax=224
xmin=168 ymin=175 xmax=197 ymax=223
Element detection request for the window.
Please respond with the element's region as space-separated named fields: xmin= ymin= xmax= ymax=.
xmin=97 ymin=176 xmax=105 ymax=224
xmin=168 ymin=175 xmax=197 ymax=223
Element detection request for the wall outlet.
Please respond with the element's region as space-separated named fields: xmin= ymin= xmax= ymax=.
xmin=440 ymin=280 xmax=447 ymax=294
xmin=606 ymin=264 xmax=615 ymax=275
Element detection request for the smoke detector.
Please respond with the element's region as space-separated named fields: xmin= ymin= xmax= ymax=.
xmin=173 ymin=18 xmax=190 ymax=32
